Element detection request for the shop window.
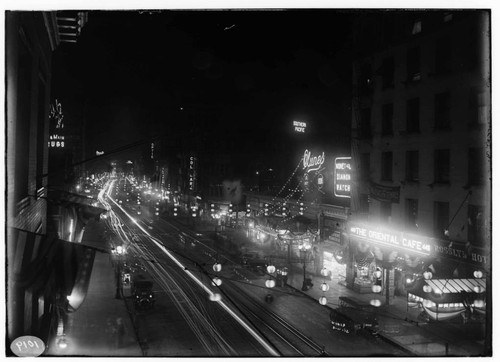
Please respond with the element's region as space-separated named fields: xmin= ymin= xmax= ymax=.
xmin=434 ymin=149 xmax=450 ymax=184
xmin=433 ymin=201 xmax=449 ymax=237
xmin=406 ymin=47 xmax=421 ymax=82
xmin=405 ymin=150 xmax=419 ymax=182
xmin=381 ymin=152 xmax=393 ymax=181
xmin=406 ymin=98 xmax=420 ymax=133
xmin=381 ymin=103 xmax=393 ymax=136
xmin=405 ymin=198 xmax=419 ymax=230
xmin=435 ymin=37 xmax=452 ymax=75
xmin=434 ymin=91 xmax=451 ymax=130
xmin=468 ymin=147 xmax=486 ymax=185
xmin=468 ymin=205 xmax=486 ymax=245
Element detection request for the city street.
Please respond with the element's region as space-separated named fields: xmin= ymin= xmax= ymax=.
xmin=6 ymin=8 xmax=492 ymax=358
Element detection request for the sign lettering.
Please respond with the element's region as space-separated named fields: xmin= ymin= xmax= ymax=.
xmin=303 ymin=149 xmax=325 ymax=173
xmin=334 ymin=157 xmax=351 ymax=198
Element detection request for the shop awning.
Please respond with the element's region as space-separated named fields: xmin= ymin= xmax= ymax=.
xmin=424 ymin=278 xmax=486 ymax=294
xmin=409 ymin=278 xmax=486 ymax=303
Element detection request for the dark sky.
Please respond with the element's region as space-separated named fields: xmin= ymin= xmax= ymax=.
xmin=52 ymin=9 xmax=355 ymax=160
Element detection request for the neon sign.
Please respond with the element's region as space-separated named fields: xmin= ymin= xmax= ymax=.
xmin=334 ymin=157 xmax=351 ymax=198
xmin=303 ymin=149 xmax=325 ymax=173
xmin=293 ymin=120 xmax=307 ymax=133
xmin=189 ymin=156 xmax=197 ymax=191
xmin=349 ymin=224 xmax=432 ymax=256
xmin=48 ymin=135 xmax=65 ymax=148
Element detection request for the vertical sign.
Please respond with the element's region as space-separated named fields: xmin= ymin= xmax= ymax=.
xmin=334 ymin=157 xmax=351 ymax=198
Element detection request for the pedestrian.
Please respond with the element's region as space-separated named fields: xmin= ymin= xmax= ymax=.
xmin=116 ymin=317 xmax=125 ymax=348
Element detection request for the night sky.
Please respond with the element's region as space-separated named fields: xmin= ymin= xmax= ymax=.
xmin=52 ymin=9 xmax=355 ymax=164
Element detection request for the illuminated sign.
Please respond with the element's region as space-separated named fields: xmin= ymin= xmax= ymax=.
xmin=50 ymin=99 xmax=64 ymax=129
xmin=48 ymin=135 xmax=65 ymax=148
xmin=303 ymin=149 xmax=325 ymax=173
xmin=349 ymin=224 xmax=432 ymax=256
xmin=189 ymin=156 xmax=197 ymax=191
xmin=293 ymin=120 xmax=307 ymax=133
xmin=334 ymin=157 xmax=351 ymax=198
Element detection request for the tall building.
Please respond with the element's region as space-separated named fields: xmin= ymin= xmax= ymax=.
xmin=6 ymin=11 xmax=100 ymax=350
xmin=347 ymin=10 xmax=490 ymax=325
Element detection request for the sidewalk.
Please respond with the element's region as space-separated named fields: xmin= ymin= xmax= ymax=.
xmin=45 ymin=221 xmax=143 ymax=357
xmin=179 ymin=218 xmax=488 ymax=357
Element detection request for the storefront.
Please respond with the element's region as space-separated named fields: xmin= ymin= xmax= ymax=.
xmin=346 ymin=220 xmax=490 ymax=307
xmin=318 ymin=205 xmax=349 ymax=284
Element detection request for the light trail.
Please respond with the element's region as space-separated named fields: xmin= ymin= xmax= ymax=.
xmin=102 ymin=179 xmax=280 ymax=357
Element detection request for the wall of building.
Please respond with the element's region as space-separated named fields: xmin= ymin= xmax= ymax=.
xmin=353 ymin=11 xmax=490 ymax=246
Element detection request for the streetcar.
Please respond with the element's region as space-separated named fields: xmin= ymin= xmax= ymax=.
xmin=330 ymin=297 xmax=379 ymax=336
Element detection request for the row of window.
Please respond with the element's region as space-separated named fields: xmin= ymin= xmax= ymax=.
xmin=358 ymin=22 xmax=480 ymax=94
xmin=361 ymin=197 xmax=486 ymax=245
xmin=359 ymin=148 xmax=485 ymax=185
xmin=357 ymin=87 xmax=487 ymax=137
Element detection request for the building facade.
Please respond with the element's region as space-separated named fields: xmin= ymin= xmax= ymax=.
xmin=6 ymin=11 xmax=97 ymax=350
xmin=348 ymin=10 xmax=490 ymax=318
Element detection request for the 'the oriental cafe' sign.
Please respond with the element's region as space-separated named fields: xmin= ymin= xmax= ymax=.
xmin=349 ymin=222 xmax=489 ymax=268
xmin=334 ymin=157 xmax=351 ymax=198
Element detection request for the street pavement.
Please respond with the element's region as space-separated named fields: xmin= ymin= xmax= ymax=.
xmin=43 ymin=214 xmax=488 ymax=357
xmin=182 ymin=217 xmax=488 ymax=357
xmin=44 ymin=220 xmax=143 ymax=357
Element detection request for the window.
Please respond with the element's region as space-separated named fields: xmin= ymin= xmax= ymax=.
xmin=468 ymin=148 xmax=486 ymax=185
xmin=468 ymin=205 xmax=486 ymax=245
xmin=412 ymin=20 xmax=422 ymax=35
xmin=434 ymin=201 xmax=449 ymax=237
xmin=434 ymin=149 xmax=450 ymax=183
xmin=380 ymin=201 xmax=392 ymax=223
xmin=468 ymin=87 xmax=488 ymax=125
xmin=381 ymin=152 xmax=393 ymax=181
xmin=435 ymin=37 xmax=452 ymax=74
xmin=358 ymin=108 xmax=372 ymax=139
xmin=359 ymin=153 xmax=370 ymax=181
xmin=406 ymin=98 xmax=420 ymax=132
xmin=405 ymin=150 xmax=419 ymax=182
xmin=381 ymin=103 xmax=393 ymax=135
xmin=358 ymin=63 xmax=373 ymax=95
xmin=405 ymin=198 xmax=419 ymax=230
xmin=381 ymin=57 xmax=395 ymax=89
xmin=434 ymin=91 xmax=451 ymax=130
xmin=443 ymin=12 xmax=453 ymax=22
xmin=407 ymin=47 xmax=421 ymax=81
xmin=359 ymin=194 xmax=369 ymax=214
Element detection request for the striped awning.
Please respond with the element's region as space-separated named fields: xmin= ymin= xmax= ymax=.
xmin=425 ymin=278 xmax=486 ymax=294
